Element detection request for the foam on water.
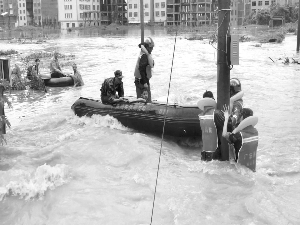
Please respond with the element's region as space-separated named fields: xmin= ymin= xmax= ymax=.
xmin=0 ymin=164 xmax=69 ymax=201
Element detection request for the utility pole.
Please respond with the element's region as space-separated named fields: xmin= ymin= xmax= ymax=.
xmin=140 ymin=0 xmax=144 ymax=43
xmin=217 ymin=0 xmax=231 ymax=161
xmin=297 ymin=0 xmax=300 ymax=52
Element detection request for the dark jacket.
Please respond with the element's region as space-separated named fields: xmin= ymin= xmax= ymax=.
xmin=100 ymin=77 xmax=124 ymax=104
xmin=139 ymin=54 xmax=150 ymax=85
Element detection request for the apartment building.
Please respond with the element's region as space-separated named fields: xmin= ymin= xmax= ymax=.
xmin=0 ymin=0 xmax=18 ymax=29
xmin=41 ymin=0 xmax=58 ymax=28
xmin=32 ymin=0 xmax=41 ymax=25
xmin=58 ymin=0 xmax=126 ymax=29
xmin=16 ymin=0 xmax=27 ymax=26
xmin=127 ymin=0 xmax=166 ymax=25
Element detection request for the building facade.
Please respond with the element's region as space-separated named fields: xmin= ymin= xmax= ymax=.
xmin=127 ymin=0 xmax=166 ymax=25
xmin=41 ymin=0 xmax=58 ymax=28
xmin=0 ymin=0 xmax=18 ymax=29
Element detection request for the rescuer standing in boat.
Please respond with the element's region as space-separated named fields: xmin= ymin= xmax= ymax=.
xmin=100 ymin=70 xmax=126 ymax=104
xmin=134 ymin=37 xmax=154 ymax=103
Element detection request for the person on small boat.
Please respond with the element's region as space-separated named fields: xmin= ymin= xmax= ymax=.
xmin=134 ymin=37 xmax=154 ymax=103
xmin=71 ymin=63 xmax=84 ymax=87
xmin=100 ymin=70 xmax=126 ymax=104
xmin=50 ymin=51 xmax=67 ymax=78
xmin=222 ymin=105 xmax=258 ymax=170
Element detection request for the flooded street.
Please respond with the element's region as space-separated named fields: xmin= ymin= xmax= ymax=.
xmin=0 ymin=27 xmax=300 ymax=225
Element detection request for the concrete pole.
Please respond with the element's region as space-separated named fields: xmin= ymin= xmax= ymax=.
xmin=140 ymin=0 xmax=144 ymax=43
xmin=0 ymin=85 xmax=6 ymax=134
xmin=217 ymin=0 xmax=231 ymax=161
xmin=297 ymin=0 xmax=300 ymax=52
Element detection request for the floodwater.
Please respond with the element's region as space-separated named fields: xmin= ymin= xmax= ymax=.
xmin=0 ymin=27 xmax=300 ymax=225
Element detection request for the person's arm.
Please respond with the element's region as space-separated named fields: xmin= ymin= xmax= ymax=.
xmin=222 ymin=104 xmax=230 ymax=138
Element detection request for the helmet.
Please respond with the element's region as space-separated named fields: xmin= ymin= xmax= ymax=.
xmin=114 ymin=70 xmax=124 ymax=78
xmin=230 ymin=78 xmax=241 ymax=93
xmin=145 ymin=37 xmax=154 ymax=48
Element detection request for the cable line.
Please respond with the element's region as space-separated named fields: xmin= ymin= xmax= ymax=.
xmin=150 ymin=31 xmax=178 ymax=225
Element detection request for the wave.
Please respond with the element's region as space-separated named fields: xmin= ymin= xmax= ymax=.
xmin=0 ymin=164 xmax=70 ymax=201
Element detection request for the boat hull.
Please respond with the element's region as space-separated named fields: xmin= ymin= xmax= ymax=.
xmin=44 ymin=77 xmax=74 ymax=87
xmin=71 ymin=97 xmax=202 ymax=138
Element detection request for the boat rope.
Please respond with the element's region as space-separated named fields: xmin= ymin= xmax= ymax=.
xmin=150 ymin=31 xmax=177 ymax=225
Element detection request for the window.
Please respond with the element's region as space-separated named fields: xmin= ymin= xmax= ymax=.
xmin=93 ymin=5 xmax=95 ymax=10
xmin=155 ymin=3 xmax=159 ymax=8
xmin=145 ymin=3 xmax=148 ymax=8
xmin=155 ymin=11 xmax=159 ymax=16
xmin=67 ymin=23 xmax=69 ymax=28
xmin=24 ymin=16 xmax=25 ymax=20
xmin=72 ymin=23 xmax=75 ymax=27
xmin=23 ymin=10 xmax=25 ymax=13
xmin=20 ymin=16 xmax=22 ymax=20
xmin=97 ymin=5 xmax=99 ymax=10
xmin=161 ymin=2 xmax=165 ymax=8
xmin=134 ymin=4 xmax=137 ymax=9
xmin=252 ymin=1 xmax=256 ymax=6
xmin=129 ymin=12 xmax=132 ymax=17
xmin=145 ymin=12 xmax=149 ymax=16
xmin=161 ymin=11 xmax=165 ymax=17
xmin=134 ymin=12 xmax=138 ymax=17
xmin=19 ymin=3 xmax=21 ymax=7
xmin=129 ymin=4 xmax=132 ymax=9
xmin=23 ymin=3 xmax=25 ymax=7
xmin=258 ymin=1 xmax=262 ymax=6
xmin=265 ymin=1 xmax=269 ymax=5
xmin=20 ymin=10 xmax=22 ymax=13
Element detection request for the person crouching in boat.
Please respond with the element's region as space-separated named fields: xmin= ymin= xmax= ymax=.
xmin=198 ymin=91 xmax=222 ymax=161
xmin=134 ymin=37 xmax=154 ymax=103
xmin=71 ymin=63 xmax=84 ymax=87
xmin=100 ymin=70 xmax=127 ymax=104
xmin=222 ymin=105 xmax=258 ymax=171
xmin=50 ymin=51 xmax=67 ymax=78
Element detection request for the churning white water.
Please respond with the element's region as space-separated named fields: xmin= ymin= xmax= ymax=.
xmin=0 ymin=27 xmax=300 ymax=225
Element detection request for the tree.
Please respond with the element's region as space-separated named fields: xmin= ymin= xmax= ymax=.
xmin=256 ymin=9 xmax=271 ymax=25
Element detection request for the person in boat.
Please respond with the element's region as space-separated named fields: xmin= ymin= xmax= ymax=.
xmin=71 ymin=63 xmax=84 ymax=87
xmin=222 ymin=105 xmax=258 ymax=171
xmin=134 ymin=37 xmax=154 ymax=103
xmin=198 ymin=91 xmax=223 ymax=161
xmin=50 ymin=51 xmax=67 ymax=78
xmin=100 ymin=70 xmax=127 ymax=104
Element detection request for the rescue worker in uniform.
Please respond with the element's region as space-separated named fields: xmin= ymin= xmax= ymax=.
xmin=198 ymin=91 xmax=220 ymax=161
xmin=222 ymin=105 xmax=258 ymax=171
xmin=100 ymin=70 xmax=126 ymax=104
xmin=229 ymin=78 xmax=244 ymax=130
xmin=134 ymin=37 xmax=154 ymax=103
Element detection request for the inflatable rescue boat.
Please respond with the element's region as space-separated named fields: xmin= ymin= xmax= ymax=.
xmin=43 ymin=76 xmax=74 ymax=87
xmin=71 ymin=97 xmax=202 ymax=137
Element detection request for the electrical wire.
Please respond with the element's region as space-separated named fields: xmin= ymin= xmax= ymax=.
xmin=150 ymin=31 xmax=177 ymax=225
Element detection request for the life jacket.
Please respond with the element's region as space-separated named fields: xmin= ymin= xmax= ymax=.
xmin=134 ymin=52 xmax=152 ymax=79
xmin=236 ymin=122 xmax=258 ymax=172
xmin=199 ymin=107 xmax=218 ymax=153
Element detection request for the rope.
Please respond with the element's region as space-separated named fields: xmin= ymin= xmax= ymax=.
xmin=150 ymin=31 xmax=177 ymax=225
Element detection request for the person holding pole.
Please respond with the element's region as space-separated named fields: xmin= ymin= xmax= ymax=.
xmin=222 ymin=105 xmax=258 ymax=171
